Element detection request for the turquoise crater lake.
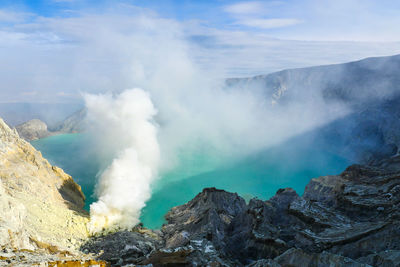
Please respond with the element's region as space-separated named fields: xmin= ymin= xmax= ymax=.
xmin=31 ymin=133 xmax=349 ymax=229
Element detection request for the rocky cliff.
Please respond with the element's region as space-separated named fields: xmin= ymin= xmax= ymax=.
xmin=0 ymin=118 xmax=98 ymax=265
xmin=80 ymin=154 xmax=400 ymax=266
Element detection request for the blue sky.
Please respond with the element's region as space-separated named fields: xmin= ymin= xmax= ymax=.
xmin=0 ymin=0 xmax=400 ymax=103
xmin=3 ymin=0 xmax=400 ymax=41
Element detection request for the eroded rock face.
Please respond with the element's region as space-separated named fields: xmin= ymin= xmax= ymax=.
xmin=80 ymin=229 xmax=161 ymax=266
xmin=162 ymin=188 xmax=247 ymax=250
xmin=273 ymin=248 xmax=370 ymax=267
xmin=0 ymin=118 xmax=89 ymax=253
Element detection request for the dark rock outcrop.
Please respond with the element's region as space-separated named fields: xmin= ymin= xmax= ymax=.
xmin=80 ymin=229 xmax=161 ymax=266
xmin=273 ymin=248 xmax=370 ymax=267
xmin=162 ymin=188 xmax=247 ymax=250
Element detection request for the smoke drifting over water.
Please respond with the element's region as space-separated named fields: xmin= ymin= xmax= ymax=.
xmin=85 ymin=89 xmax=160 ymax=233
xmin=78 ymin=14 xmax=359 ymax=232
xmin=77 ymin=10 xmax=400 ymax=232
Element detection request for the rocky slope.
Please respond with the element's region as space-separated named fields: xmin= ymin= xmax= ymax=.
xmin=0 ymin=118 xmax=98 ymax=265
xmin=81 ymin=155 xmax=400 ymax=266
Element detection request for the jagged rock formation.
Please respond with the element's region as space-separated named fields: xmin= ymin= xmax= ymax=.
xmin=0 ymin=118 xmax=93 ymax=265
xmin=81 ymin=228 xmax=162 ymax=266
xmin=81 ymin=155 xmax=400 ymax=266
xmin=15 ymin=119 xmax=53 ymax=141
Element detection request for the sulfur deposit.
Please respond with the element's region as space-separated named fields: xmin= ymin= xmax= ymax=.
xmin=0 ymin=118 xmax=90 ymax=263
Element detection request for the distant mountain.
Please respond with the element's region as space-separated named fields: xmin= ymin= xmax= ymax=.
xmin=51 ymin=108 xmax=87 ymax=133
xmin=227 ymin=54 xmax=400 ymax=107
xmin=0 ymin=102 xmax=83 ymax=127
xmin=15 ymin=119 xmax=53 ymax=141
xmin=14 ymin=108 xmax=87 ymax=141
xmin=227 ymin=54 xmax=400 ymax=163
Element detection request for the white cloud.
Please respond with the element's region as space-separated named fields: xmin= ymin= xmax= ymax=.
xmin=21 ymin=91 xmax=37 ymax=96
xmin=0 ymin=5 xmax=399 ymax=103
xmin=235 ymin=18 xmax=302 ymax=29
xmin=223 ymin=1 xmax=301 ymax=30
xmin=224 ymin=1 xmax=266 ymax=15
xmin=0 ymin=9 xmax=32 ymax=23
xmin=51 ymin=0 xmax=77 ymax=2
xmin=188 ymin=26 xmax=400 ymax=77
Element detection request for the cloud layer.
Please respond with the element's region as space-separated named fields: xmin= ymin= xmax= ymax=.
xmin=0 ymin=2 xmax=399 ymax=102
xmin=224 ymin=1 xmax=302 ymax=29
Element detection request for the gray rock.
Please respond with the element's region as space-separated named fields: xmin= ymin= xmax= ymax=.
xmin=80 ymin=229 xmax=161 ymax=266
xmin=15 ymin=119 xmax=52 ymax=141
xmin=246 ymin=259 xmax=281 ymax=267
xmin=357 ymin=250 xmax=400 ymax=267
xmin=274 ymin=248 xmax=370 ymax=267
xmin=162 ymin=187 xmax=247 ymax=250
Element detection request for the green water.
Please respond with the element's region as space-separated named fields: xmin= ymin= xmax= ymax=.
xmin=32 ymin=134 xmax=349 ymax=229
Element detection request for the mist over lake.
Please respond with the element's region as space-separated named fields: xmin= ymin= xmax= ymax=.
xmin=32 ymin=132 xmax=349 ymax=229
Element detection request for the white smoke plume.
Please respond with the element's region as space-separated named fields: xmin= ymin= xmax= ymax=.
xmin=84 ymin=89 xmax=160 ymax=233
xmin=78 ymin=14 xmax=354 ymax=232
